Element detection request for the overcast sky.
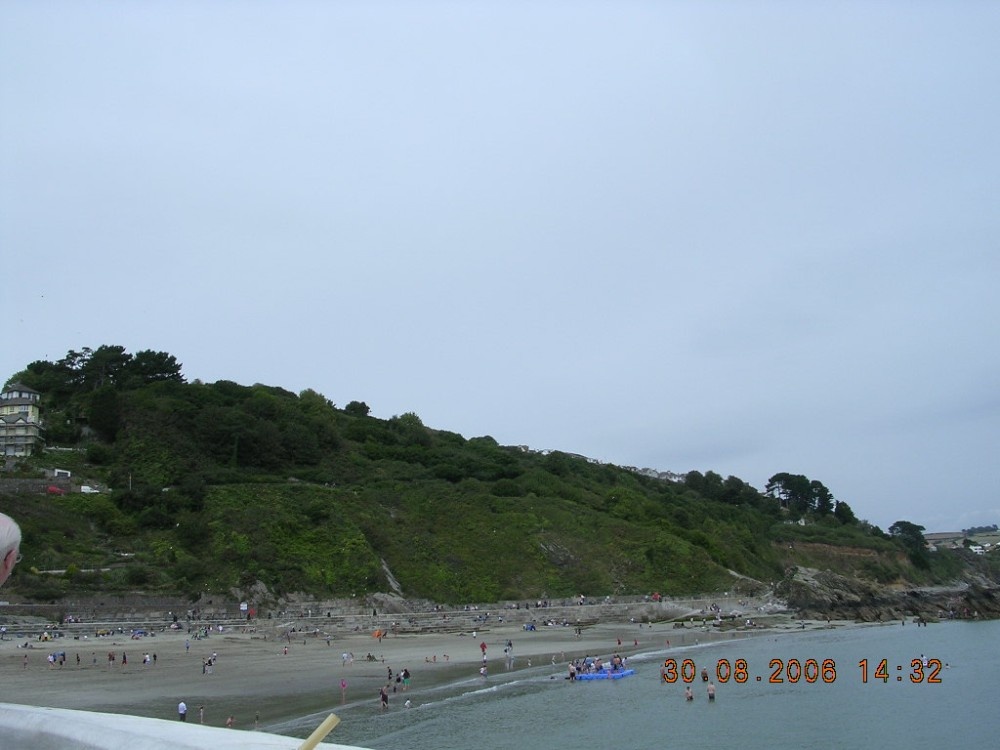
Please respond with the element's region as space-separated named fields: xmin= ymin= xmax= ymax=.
xmin=2 ymin=1 xmax=997 ymax=533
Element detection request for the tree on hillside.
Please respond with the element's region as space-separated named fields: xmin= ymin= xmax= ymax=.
xmin=810 ymin=480 xmax=834 ymax=515
xmin=389 ymin=412 xmax=431 ymax=446
xmin=765 ymin=472 xmax=813 ymax=512
xmin=683 ymin=470 xmax=724 ymax=499
xmin=833 ymin=500 xmax=858 ymax=525
xmin=81 ymin=345 xmax=132 ymax=389
xmin=344 ymin=400 xmax=371 ymax=417
xmin=8 ymin=346 xmax=184 ymax=404
xmin=683 ymin=470 xmax=705 ymax=492
xmin=129 ymin=350 xmax=185 ymax=384
xmin=766 ymin=473 xmax=836 ymax=516
xmin=7 ymin=359 xmax=78 ymax=403
xmin=719 ymin=475 xmax=755 ymax=505
xmin=298 ymin=388 xmax=336 ymax=415
xmin=889 ymin=520 xmax=930 ymax=569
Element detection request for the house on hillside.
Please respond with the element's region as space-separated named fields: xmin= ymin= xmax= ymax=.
xmin=924 ymin=531 xmax=964 ymax=551
xmin=0 ymin=383 xmax=45 ymax=457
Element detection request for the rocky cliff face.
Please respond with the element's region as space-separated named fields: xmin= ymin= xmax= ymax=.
xmin=775 ymin=566 xmax=1000 ymax=621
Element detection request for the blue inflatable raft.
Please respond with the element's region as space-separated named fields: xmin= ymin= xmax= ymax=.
xmin=575 ymin=668 xmax=635 ymax=680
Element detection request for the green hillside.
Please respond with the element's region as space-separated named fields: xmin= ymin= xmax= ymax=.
xmin=1 ymin=345 xmax=986 ymax=605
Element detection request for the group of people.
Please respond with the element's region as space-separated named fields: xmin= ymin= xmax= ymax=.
xmin=567 ymin=653 xmax=628 ymax=679
xmin=385 ymin=666 xmax=411 ymax=691
xmin=177 ymin=701 xmax=240 ymax=727
xmin=683 ymin=683 xmax=716 ymax=701
xmin=378 ymin=667 xmax=413 ymax=709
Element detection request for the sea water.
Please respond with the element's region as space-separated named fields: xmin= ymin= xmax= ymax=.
xmin=278 ymin=620 xmax=999 ymax=749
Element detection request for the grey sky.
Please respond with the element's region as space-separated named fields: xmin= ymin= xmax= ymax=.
xmin=2 ymin=2 xmax=997 ymax=533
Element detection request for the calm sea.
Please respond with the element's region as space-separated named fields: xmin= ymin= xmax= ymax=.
xmin=272 ymin=620 xmax=999 ymax=749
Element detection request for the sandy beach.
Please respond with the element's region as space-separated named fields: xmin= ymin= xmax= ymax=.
xmin=1 ymin=606 xmax=830 ymax=740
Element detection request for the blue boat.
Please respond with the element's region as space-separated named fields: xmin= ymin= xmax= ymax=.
xmin=575 ymin=668 xmax=636 ymax=681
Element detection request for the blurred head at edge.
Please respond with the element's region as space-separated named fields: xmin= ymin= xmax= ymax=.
xmin=0 ymin=512 xmax=22 ymax=585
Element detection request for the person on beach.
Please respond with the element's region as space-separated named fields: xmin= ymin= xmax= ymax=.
xmin=341 ymin=679 xmax=347 ymax=704
xmin=178 ymin=701 xmax=187 ymax=721
xmin=0 ymin=512 xmax=22 ymax=586
xmin=379 ymin=684 xmax=389 ymax=710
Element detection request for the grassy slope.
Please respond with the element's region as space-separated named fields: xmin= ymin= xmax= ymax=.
xmin=2 ymin=374 xmax=984 ymax=605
